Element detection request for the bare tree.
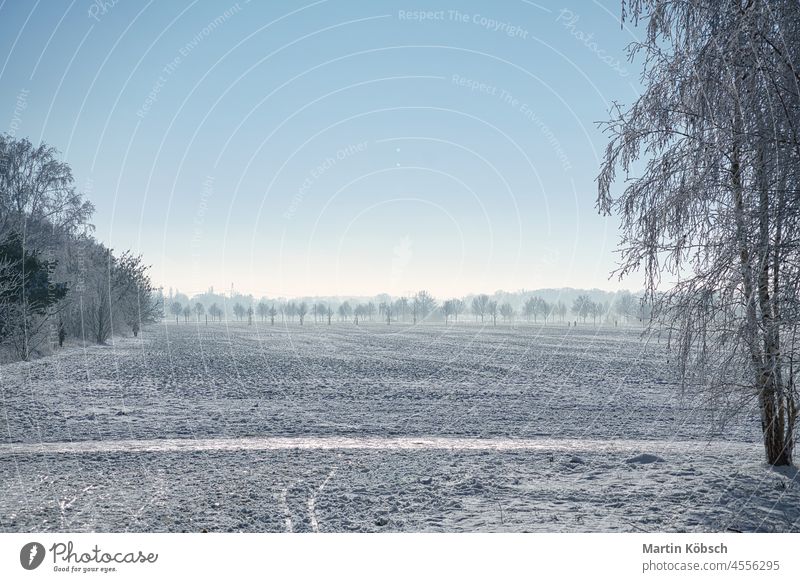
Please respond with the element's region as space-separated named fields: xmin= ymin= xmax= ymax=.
xmin=257 ymin=301 xmax=268 ymax=322
xmin=472 ymin=294 xmax=489 ymax=323
xmin=209 ymin=303 xmax=222 ymax=322
xmin=500 ymin=302 xmax=515 ymax=323
xmin=316 ymin=302 xmax=327 ymax=324
xmin=114 ymin=252 xmax=161 ymax=337
xmin=233 ymin=302 xmax=245 ymax=321
xmin=338 ymin=301 xmax=352 ymax=322
xmin=525 ymin=296 xmax=545 ymax=323
xmin=286 ymin=302 xmax=297 ymax=322
xmin=414 ymin=290 xmax=436 ymax=321
xmin=442 ymin=299 xmax=455 ymax=325
xmin=598 ymin=0 xmax=800 ymax=464
xmin=536 ymin=298 xmax=550 ymax=324
xmin=523 ymin=297 xmax=536 ymax=322
xmin=586 ymin=299 xmax=600 ymax=325
xmin=614 ymin=291 xmax=636 ymax=324
xmin=487 ymin=300 xmax=498 ymax=326
xmin=354 ymin=303 xmax=366 ymax=325
xmin=395 ymin=296 xmax=409 ymax=322
xmin=0 ymin=135 xmax=94 ymax=243
xmin=451 ymin=298 xmax=464 ymax=322
xmin=170 ymin=301 xmax=182 ymax=323
xmin=572 ymin=295 xmax=591 ymax=324
xmin=297 ymin=302 xmax=308 ymax=325
xmin=559 ymin=301 xmax=568 ymax=322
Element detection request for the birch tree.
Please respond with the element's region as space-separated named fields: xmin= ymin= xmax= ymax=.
xmin=598 ymin=0 xmax=800 ymax=465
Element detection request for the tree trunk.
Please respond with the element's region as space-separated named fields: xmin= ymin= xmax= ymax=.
xmin=732 ymin=135 xmax=794 ymax=466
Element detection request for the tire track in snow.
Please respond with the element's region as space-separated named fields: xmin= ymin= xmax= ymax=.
xmin=279 ymin=486 xmax=293 ymax=532
xmin=308 ymin=467 xmax=336 ymax=533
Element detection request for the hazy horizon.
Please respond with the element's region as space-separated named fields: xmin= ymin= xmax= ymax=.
xmin=160 ymin=282 xmax=642 ymax=303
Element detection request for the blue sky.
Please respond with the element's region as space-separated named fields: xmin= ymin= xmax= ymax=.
xmin=0 ymin=0 xmax=643 ymax=298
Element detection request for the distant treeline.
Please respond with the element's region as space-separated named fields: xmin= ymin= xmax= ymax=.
xmin=0 ymin=135 xmax=161 ymax=361
xmin=166 ymin=287 xmax=651 ymax=326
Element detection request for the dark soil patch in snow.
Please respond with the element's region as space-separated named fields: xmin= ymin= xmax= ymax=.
xmin=625 ymin=454 xmax=666 ymax=464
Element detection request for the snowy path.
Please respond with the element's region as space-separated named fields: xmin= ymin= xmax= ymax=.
xmin=0 ymin=435 xmax=753 ymax=455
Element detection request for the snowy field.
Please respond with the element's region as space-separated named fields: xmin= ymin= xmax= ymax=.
xmin=1 ymin=323 xmax=798 ymax=532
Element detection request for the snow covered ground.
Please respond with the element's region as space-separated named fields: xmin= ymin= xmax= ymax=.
xmin=1 ymin=323 xmax=797 ymax=532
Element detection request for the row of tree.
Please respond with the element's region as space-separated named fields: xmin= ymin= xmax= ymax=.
xmin=166 ymin=291 xmax=649 ymax=327
xmin=0 ymin=135 xmax=161 ymax=360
